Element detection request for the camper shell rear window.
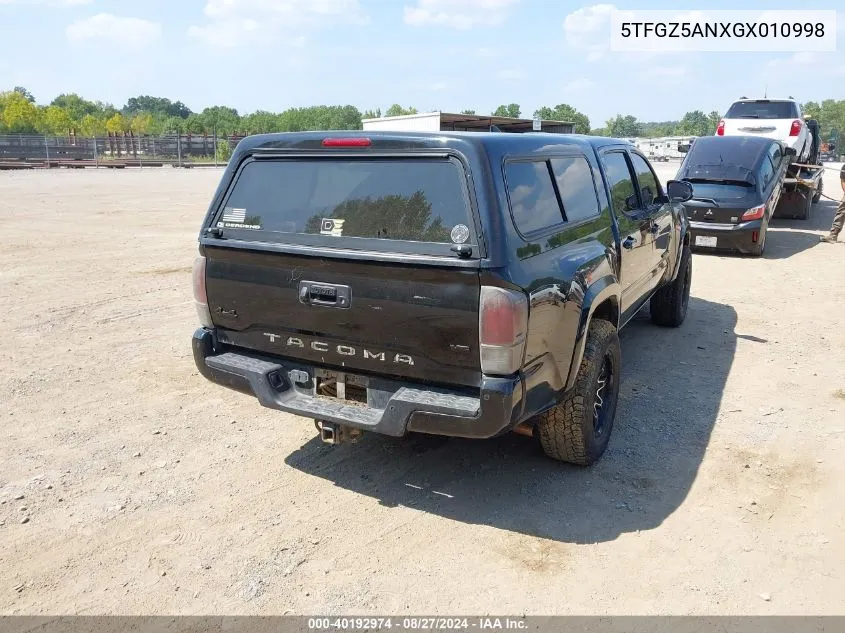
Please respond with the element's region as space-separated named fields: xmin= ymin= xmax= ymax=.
xmin=212 ymin=156 xmax=478 ymax=257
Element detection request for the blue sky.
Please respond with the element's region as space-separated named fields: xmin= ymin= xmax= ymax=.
xmin=0 ymin=0 xmax=843 ymax=128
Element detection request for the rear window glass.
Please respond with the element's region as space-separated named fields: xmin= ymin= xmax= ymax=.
xmin=549 ymin=156 xmax=600 ymax=223
xmin=216 ymin=158 xmax=474 ymax=253
xmin=689 ymin=182 xmax=753 ymax=200
xmin=681 ymin=137 xmax=766 ymax=170
xmin=505 ymin=161 xmax=564 ymax=235
xmin=725 ymin=101 xmax=798 ymax=119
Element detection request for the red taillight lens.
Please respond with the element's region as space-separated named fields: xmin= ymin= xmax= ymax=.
xmin=479 ymin=286 xmax=528 ymax=376
xmin=192 ymin=256 xmax=213 ymax=327
xmin=716 ymin=120 xmax=725 ymax=136
xmin=741 ymin=205 xmax=765 ymax=221
xmin=789 ymin=120 xmax=801 ymax=137
xmin=322 ymin=137 xmax=372 ymax=147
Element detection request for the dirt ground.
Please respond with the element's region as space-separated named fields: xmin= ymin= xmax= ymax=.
xmin=1 ymin=164 xmax=844 ymax=616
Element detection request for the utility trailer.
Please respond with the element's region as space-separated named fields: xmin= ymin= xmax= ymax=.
xmin=772 ymin=162 xmax=824 ymax=221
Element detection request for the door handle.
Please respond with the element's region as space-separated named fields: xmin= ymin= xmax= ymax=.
xmin=622 ymin=236 xmax=636 ymax=249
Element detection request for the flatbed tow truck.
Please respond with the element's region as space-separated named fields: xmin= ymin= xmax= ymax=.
xmin=772 ymin=161 xmax=825 ymax=220
xmin=772 ymin=116 xmax=825 ymax=221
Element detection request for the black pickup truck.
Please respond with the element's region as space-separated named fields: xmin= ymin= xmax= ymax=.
xmin=191 ymin=131 xmax=694 ymax=465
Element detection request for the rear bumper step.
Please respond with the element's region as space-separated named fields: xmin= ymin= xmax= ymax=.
xmin=192 ymin=328 xmax=523 ymax=439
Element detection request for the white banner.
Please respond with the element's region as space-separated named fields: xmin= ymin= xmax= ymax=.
xmin=610 ymin=10 xmax=837 ymax=52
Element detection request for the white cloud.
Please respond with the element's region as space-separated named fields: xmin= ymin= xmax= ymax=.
xmin=404 ymin=0 xmax=519 ymax=30
xmin=563 ymin=78 xmax=595 ymax=92
xmin=431 ymin=82 xmax=448 ymax=91
xmin=189 ymin=0 xmax=369 ymax=47
xmin=563 ymin=3 xmax=619 ymax=61
xmin=563 ymin=4 xmax=685 ymax=62
xmin=66 ymin=13 xmax=162 ymax=46
xmin=497 ymin=69 xmax=522 ymax=80
xmin=476 ymin=47 xmax=498 ymax=57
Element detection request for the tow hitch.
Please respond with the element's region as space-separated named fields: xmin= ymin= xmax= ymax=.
xmin=315 ymin=420 xmax=363 ymax=445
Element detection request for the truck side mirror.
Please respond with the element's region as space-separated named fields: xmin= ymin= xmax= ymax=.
xmin=666 ymin=180 xmax=694 ymax=203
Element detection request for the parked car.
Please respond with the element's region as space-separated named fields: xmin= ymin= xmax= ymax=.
xmin=716 ymin=98 xmax=811 ymax=164
xmin=191 ymin=131 xmax=694 ymax=466
xmin=676 ymin=135 xmax=792 ymax=256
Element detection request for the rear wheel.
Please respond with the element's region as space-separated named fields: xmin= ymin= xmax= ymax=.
xmin=812 ymin=178 xmax=823 ymax=204
xmin=751 ymin=221 xmax=768 ymax=257
xmin=650 ymin=245 xmax=692 ymax=327
xmin=537 ymin=319 xmax=621 ymax=466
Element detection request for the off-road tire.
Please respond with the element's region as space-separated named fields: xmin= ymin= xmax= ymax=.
xmin=537 ymin=319 xmax=621 ymax=466
xmin=650 ymin=245 xmax=692 ymax=327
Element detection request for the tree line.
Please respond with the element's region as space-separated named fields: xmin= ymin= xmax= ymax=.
xmin=1 ymin=87 xmax=841 ymax=142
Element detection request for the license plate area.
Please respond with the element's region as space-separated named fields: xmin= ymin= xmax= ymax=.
xmin=695 ymin=235 xmax=718 ymax=248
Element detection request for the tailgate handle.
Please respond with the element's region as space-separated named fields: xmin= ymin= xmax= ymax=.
xmin=298 ymin=280 xmax=351 ymax=309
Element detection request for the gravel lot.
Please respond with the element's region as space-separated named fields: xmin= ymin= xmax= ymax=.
xmin=1 ymin=164 xmax=844 ymax=615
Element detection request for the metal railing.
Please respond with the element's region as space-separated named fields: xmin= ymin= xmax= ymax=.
xmin=0 ymin=133 xmax=246 ymax=169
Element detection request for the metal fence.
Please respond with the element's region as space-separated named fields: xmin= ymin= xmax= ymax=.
xmin=0 ymin=133 xmax=247 ymax=169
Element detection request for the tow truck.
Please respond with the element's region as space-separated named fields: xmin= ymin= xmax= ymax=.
xmin=772 ymin=117 xmax=825 ymax=220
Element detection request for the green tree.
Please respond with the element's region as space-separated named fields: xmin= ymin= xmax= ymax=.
xmin=492 ymin=103 xmax=521 ymax=118
xmin=606 ymin=114 xmax=642 ymax=137
xmin=385 ymin=104 xmax=418 ymax=117
xmin=79 ymin=113 xmax=106 ymax=137
xmin=50 ymin=93 xmax=98 ymax=124
xmin=123 ymin=95 xmax=192 ymax=119
xmin=200 ymin=105 xmax=240 ymax=135
xmin=130 ymin=112 xmax=154 ymax=135
xmin=707 ymin=110 xmax=721 ymax=133
xmin=39 ymin=105 xmax=74 ymax=135
xmin=13 ymin=86 xmax=35 ymax=103
xmin=533 ymin=104 xmax=590 ymax=134
xmin=1 ymin=90 xmax=39 ymax=132
xmin=362 ymin=108 xmax=382 ymax=119
xmin=105 ymin=112 xmax=128 ymax=133
xmin=242 ymin=110 xmax=279 ymax=134
xmin=675 ymin=110 xmax=711 ymax=137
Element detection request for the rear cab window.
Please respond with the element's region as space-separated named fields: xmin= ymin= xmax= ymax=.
xmin=212 ymin=157 xmax=478 ymax=257
xmin=504 ymin=154 xmax=600 ymax=237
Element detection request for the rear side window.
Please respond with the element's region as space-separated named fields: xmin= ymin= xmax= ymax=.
xmin=504 ymin=161 xmax=563 ymax=235
xmin=759 ymin=156 xmax=775 ymax=187
xmin=549 ymin=156 xmax=600 ymax=223
xmin=629 ymin=153 xmax=662 ymax=207
xmin=725 ymin=100 xmax=799 ymax=119
xmin=215 ymin=158 xmax=475 ymax=255
xmin=602 ymin=152 xmax=639 ymax=214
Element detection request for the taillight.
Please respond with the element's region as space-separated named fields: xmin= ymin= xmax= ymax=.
xmin=322 ymin=137 xmax=372 ymax=147
xmin=789 ymin=120 xmax=801 ymax=137
xmin=479 ymin=286 xmax=528 ymax=376
xmin=716 ymin=120 xmax=725 ymax=136
xmin=192 ymin=255 xmax=213 ymax=327
xmin=741 ymin=205 xmax=765 ymax=221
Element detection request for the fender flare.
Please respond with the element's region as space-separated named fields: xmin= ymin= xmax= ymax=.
xmin=563 ymin=276 xmax=622 ymax=393
xmin=668 ymin=212 xmax=690 ymax=283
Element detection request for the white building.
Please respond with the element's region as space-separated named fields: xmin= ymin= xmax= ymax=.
xmin=362 ymin=111 xmax=575 ymax=134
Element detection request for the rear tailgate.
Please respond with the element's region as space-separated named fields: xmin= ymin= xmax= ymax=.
xmin=202 ymin=147 xmax=483 ymax=387
xmin=683 ymin=181 xmax=760 ymax=224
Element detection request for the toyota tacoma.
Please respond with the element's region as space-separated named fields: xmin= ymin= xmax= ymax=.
xmin=191 ymin=131 xmax=694 ymax=465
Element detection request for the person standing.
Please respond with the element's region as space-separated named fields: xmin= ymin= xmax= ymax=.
xmin=820 ymin=163 xmax=845 ymax=243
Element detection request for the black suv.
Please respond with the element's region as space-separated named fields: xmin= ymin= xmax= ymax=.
xmin=192 ymin=131 xmax=694 ymax=465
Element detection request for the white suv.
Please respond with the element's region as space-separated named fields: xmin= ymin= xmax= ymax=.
xmin=716 ymin=98 xmax=811 ymax=164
